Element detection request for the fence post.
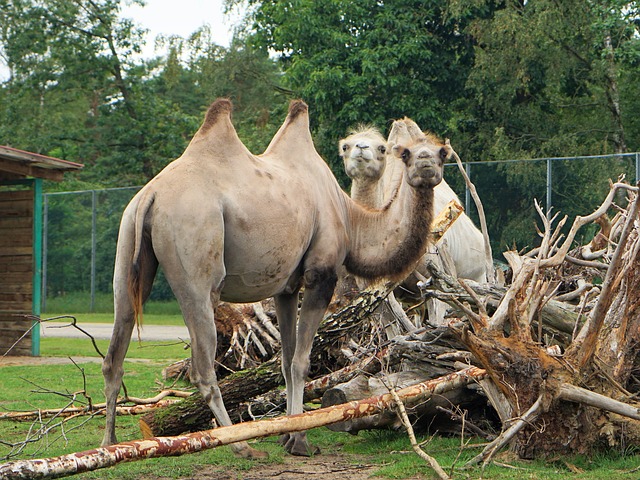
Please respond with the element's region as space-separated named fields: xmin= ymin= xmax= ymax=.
xmin=90 ymin=190 xmax=96 ymax=313
xmin=42 ymin=194 xmax=48 ymax=312
xmin=636 ymin=152 xmax=639 ymax=184
xmin=32 ymin=179 xmax=43 ymax=356
xmin=546 ymin=158 xmax=552 ymax=214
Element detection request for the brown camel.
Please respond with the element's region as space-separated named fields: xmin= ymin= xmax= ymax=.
xmin=101 ymin=99 xmax=444 ymax=458
xmin=340 ymin=120 xmax=486 ymax=287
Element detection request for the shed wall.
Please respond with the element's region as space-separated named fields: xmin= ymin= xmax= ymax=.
xmin=0 ymin=188 xmax=33 ymax=356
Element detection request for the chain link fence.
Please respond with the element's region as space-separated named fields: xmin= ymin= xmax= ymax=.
xmin=41 ymin=153 xmax=639 ymax=312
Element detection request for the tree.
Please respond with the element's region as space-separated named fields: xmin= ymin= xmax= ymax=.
xmin=453 ymin=0 xmax=640 ymax=159
xmin=234 ymin=0 xmax=486 ymax=185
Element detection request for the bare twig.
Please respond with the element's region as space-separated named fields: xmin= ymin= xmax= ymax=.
xmin=447 ymin=143 xmax=495 ymax=284
xmin=465 ymin=394 xmax=544 ymax=467
xmin=388 ymin=388 xmax=451 ymax=480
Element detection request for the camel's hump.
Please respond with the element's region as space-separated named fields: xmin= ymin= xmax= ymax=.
xmin=288 ymin=100 xmax=308 ymax=120
xmin=202 ymin=98 xmax=233 ymax=130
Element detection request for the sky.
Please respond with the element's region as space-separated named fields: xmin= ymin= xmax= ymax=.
xmin=120 ymin=0 xmax=239 ymax=55
xmin=0 ymin=0 xmax=240 ymax=80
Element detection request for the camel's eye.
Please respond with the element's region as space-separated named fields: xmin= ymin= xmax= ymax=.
xmin=378 ymin=145 xmax=386 ymax=154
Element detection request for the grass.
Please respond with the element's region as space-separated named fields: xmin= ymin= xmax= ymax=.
xmin=43 ymin=291 xmax=183 ymax=316
xmin=1 ymin=340 xmax=639 ymax=479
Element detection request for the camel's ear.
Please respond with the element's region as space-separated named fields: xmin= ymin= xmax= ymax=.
xmin=388 ymin=120 xmax=410 ymax=145
xmin=392 ymin=144 xmax=411 ymax=164
xmin=403 ymin=118 xmax=423 ymax=140
xmin=440 ymin=143 xmax=454 ymax=162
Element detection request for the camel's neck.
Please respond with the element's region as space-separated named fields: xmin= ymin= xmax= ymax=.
xmin=344 ymin=177 xmax=434 ymax=281
xmin=350 ymin=180 xmax=384 ymax=208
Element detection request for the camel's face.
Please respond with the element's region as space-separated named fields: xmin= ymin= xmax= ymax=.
xmin=339 ymin=130 xmax=388 ymax=181
xmin=392 ymin=140 xmax=449 ymax=189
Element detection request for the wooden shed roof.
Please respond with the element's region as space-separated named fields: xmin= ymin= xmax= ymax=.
xmin=0 ymin=145 xmax=83 ymax=182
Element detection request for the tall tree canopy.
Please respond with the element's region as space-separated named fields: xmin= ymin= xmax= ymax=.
xmin=0 ymin=0 xmax=285 ymax=188
xmin=232 ymin=0 xmax=640 ymax=166
xmin=236 ymin=0 xmax=491 ymax=182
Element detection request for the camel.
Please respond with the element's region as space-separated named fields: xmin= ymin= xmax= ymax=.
xmin=339 ymin=120 xmax=486 ymax=310
xmin=101 ymin=99 xmax=445 ymax=458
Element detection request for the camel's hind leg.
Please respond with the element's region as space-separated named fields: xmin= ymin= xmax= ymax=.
xmin=160 ymin=240 xmax=267 ymax=459
xmin=101 ymin=245 xmax=157 ymax=447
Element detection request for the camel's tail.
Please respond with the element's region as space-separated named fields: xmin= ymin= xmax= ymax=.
xmin=129 ymin=189 xmax=155 ymax=341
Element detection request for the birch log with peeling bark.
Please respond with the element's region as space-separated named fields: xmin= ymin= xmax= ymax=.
xmin=0 ymin=367 xmax=487 ymax=480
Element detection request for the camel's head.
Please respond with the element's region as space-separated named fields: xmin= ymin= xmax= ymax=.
xmin=392 ymin=137 xmax=450 ymax=189
xmin=339 ymin=127 xmax=389 ymax=181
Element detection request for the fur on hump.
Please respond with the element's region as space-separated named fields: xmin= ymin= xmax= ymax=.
xmin=185 ymin=98 xmax=252 ymax=158
xmin=262 ymin=99 xmax=314 ymax=156
xmin=201 ymin=98 xmax=233 ymax=133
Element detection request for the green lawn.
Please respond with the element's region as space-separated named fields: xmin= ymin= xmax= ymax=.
xmin=1 ymin=341 xmax=638 ymax=479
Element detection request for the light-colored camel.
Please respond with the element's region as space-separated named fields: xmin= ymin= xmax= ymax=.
xmin=339 ymin=120 xmax=486 ymax=304
xmin=101 ymin=99 xmax=445 ymax=457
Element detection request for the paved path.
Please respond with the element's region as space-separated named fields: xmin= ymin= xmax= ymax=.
xmin=40 ymin=322 xmax=190 ymax=342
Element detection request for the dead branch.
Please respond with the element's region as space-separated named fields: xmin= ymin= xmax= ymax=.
xmin=567 ymin=186 xmax=640 ymax=370
xmin=557 ymin=384 xmax=640 ymax=421
xmin=447 ymin=144 xmax=495 ymax=283
xmin=388 ymin=388 xmax=450 ymax=480
xmin=0 ymin=381 xmax=192 ymax=422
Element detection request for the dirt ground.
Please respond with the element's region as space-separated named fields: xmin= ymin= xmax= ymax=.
xmin=138 ymin=453 xmax=427 ymax=480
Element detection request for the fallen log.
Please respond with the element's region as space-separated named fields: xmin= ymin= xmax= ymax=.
xmin=322 ymin=368 xmax=486 ymax=434
xmin=140 ymin=358 xmax=283 ymax=438
xmin=0 ymin=367 xmax=487 ymax=479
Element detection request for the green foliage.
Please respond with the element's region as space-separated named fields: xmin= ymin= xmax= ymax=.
xmin=2 ymin=0 xmax=640 ymax=289
xmin=241 ymin=0 xmax=487 ymax=185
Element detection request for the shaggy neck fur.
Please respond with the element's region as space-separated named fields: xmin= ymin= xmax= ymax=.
xmin=344 ymin=178 xmax=434 ymax=281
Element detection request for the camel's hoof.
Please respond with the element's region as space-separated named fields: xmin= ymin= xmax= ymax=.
xmin=234 ymin=445 xmax=269 ymax=459
xmin=279 ymin=433 xmax=321 ymax=457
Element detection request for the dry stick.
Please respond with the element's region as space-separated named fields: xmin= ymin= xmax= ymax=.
xmin=557 ymin=383 xmax=640 ymax=420
xmin=465 ymin=394 xmax=544 ymax=467
xmin=447 ymin=144 xmax=495 ymax=284
xmin=568 ymin=185 xmax=640 ymax=370
xmin=252 ymin=302 xmax=281 ymax=341
xmin=0 ymin=367 xmax=487 ymax=479
xmin=489 ymin=182 xmax=638 ymax=332
xmin=388 ymin=388 xmax=451 ymax=480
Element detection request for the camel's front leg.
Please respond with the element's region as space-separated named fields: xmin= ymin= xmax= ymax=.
xmin=277 ymin=268 xmax=336 ymax=456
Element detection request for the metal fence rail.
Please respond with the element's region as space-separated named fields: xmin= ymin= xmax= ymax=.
xmin=41 ymin=153 xmax=639 ymax=312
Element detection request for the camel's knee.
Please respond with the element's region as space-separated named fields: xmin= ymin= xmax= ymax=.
xmin=303 ymin=267 xmax=337 ymax=307
xmin=291 ymin=354 xmax=311 ymax=382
